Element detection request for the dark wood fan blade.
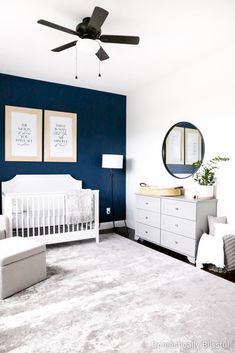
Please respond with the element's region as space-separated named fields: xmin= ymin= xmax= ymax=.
xmin=37 ymin=19 xmax=78 ymax=36
xmin=100 ymin=35 xmax=140 ymax=45
xmin=88 ymin=7 xmax=109 ymax=30
xmin=96 ymin=46 xmax=109 ymax=61
xmin=52 ymin=41 xmax=77 ymax=52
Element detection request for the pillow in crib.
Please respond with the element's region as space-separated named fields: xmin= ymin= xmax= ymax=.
xmin=208 ymin=215 xmax=227 ymax=236
xmin=214 ymin=223 xmax=235 ymax=239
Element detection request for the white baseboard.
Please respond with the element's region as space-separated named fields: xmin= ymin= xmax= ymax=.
xmin=99 ymin=220 xmax=126 ymax=230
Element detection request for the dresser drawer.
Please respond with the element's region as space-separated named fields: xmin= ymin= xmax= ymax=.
xmin=136 ymin=209 xmax=160 ymax=227
xmin=136 ymin=195 xmax=160 ymax=212
xmin=161 ymin=230 xmax=195 ymax=257
xmin=136 ymin=222 xmax=160 ymax=244
xmin=161 ymin=214 xmax=195 ymax=239
xmin=161 ymin=199 xmax=196 ymax=220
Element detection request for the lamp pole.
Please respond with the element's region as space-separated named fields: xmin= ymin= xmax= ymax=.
xmin=102 ymin=154 xmax=123 ymax=231
xmin=110 ymin=168 xmax=115 ymax=230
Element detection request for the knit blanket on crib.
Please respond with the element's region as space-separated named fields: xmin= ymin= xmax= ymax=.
xmin=65 ymin=189 xmax=93 ymax=224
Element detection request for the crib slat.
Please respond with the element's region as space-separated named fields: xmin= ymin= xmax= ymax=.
xmin=63 ymin=195 xmax=65 ymax=233
xmin=32 ymin=197 xmax=35 ymax=237
xmin=26 ymin=198 xmax=29 ymax=238
xmin=37 ymin=197 xmax=40 ymax=236
xmin=53 ymin=196 xmax=55 ymax=234
xmin=15 ymin=197 xmax=19 ymax=237
xmin=57 ymin=196 xmax=60 ymax=234
xmin=43 ymin=197 xmax=45 ymax=235
xmin=47 ymin=197 xmax=50 ymax=235
xmin=21 ymin=198 xmax=24 ymax=237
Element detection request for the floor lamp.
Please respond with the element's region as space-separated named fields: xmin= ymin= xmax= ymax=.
xmin=102 ymin=154 xmax=123 ymax=230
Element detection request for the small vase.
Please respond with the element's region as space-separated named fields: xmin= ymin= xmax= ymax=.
xmin=197 ymin=185 xmax=214 ymax=198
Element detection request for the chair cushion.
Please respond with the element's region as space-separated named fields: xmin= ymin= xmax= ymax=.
xmin=0 ymin=237 xmax=46 ymax=266
xmin=214 ymin=223 xmax=235 ymax=239
xmin=208 ymin=215 xmax=227 ymax=236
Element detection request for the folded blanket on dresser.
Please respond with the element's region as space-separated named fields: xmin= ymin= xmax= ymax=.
xmin=65 ymin=189 xmax=93 ymax=224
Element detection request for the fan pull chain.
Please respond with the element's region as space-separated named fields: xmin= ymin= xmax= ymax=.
xmin=75 ymin=44 xmax=78 ymax=79
xmin=98 ymin=60 xmax=101 ymax=77
xmin=98 ymin=44 xmax=101 ymax=77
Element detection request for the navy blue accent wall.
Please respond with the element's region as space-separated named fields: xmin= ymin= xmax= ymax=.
xmin=0 ymin=73 xmax=126 ymax=222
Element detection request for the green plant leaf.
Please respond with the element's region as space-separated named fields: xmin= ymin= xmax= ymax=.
xmin=193 ymin=156 xmax=229 ymax=185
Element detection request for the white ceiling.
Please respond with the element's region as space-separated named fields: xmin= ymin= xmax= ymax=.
xmin=1 ymin=0 xmax=235 ymax=95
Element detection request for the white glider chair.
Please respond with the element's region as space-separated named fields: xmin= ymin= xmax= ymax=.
xmin=196 ymin=216 xmax=235 ymax=272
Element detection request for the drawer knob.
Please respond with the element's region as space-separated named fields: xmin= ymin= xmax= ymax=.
xmin=175 ymin=207 xmax=179 ymax=210
xmin=175 ymin=241 xmax=178 ymax=244
xmin=145 ymin=216 xmax=149 ymax=219
xmin=175 ymin=224 xmax=179 ymax=227
xmin=145 ymin=231 xmax=148 ymax=234
xmin=145 ymin=202 xmax=149 ymax=205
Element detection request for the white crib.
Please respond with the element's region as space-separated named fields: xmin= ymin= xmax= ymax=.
xmin=1 ymin=175 xmax=99 ymax=244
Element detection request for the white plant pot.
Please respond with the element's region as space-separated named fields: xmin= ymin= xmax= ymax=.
xmin=197 ymin=185 xmax=214 ymax=198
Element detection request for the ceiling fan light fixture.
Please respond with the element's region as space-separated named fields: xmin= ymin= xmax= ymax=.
xmin=38 ymin=6 xmax=139 ymax=66
xmin=76 ymin=39 xmax=99 ymax=54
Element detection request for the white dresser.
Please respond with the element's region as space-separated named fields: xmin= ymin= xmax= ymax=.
xmin=135 ymin=194 xmax=217 ymax=263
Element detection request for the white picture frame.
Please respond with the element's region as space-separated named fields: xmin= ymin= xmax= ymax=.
xmin=44 ymin=110 xmax=77 ymax=162
xmin=165 ymin=127 xmax=184 ymax=164
xmin=5 ymin=105 xmax=42 ymax=162
xmin=185 ymin=128 xmax=202 ymax=165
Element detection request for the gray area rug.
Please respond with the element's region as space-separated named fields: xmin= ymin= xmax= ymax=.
xmin=1 ymin=233 xmax=235 ymax=353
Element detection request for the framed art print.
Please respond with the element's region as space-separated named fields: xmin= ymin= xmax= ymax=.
xmin=5 ymin=105 xmax=42 ymax=161
xmin=185 ymin=128 xmax=202 ymax=165
xmin=165 ymin=126 xmax=184 ymax=164
xmin=44 ymin=110 xmax=77 ymax=162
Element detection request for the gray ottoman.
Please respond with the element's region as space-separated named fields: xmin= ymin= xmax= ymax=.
xmin=0 ymin=237 xmax=46 ymax=299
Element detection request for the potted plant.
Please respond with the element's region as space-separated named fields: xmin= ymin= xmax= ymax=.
xmin=192 ymin=156 xmax=229 ymax=198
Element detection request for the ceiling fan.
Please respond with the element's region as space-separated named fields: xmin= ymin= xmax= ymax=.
xmin=37 ymin=6 xmax=140 ymax=61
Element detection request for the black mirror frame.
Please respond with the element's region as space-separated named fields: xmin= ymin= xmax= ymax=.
xmin=162 ymin=121 xmax=205 ymax=179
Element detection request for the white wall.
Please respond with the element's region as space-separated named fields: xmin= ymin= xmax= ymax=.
xmin=126 ymin=45 xmax=235 ymax=229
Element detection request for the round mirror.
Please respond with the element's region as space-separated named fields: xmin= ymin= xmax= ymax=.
xmin=162 ymin=121 xmax=205 ymax=179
